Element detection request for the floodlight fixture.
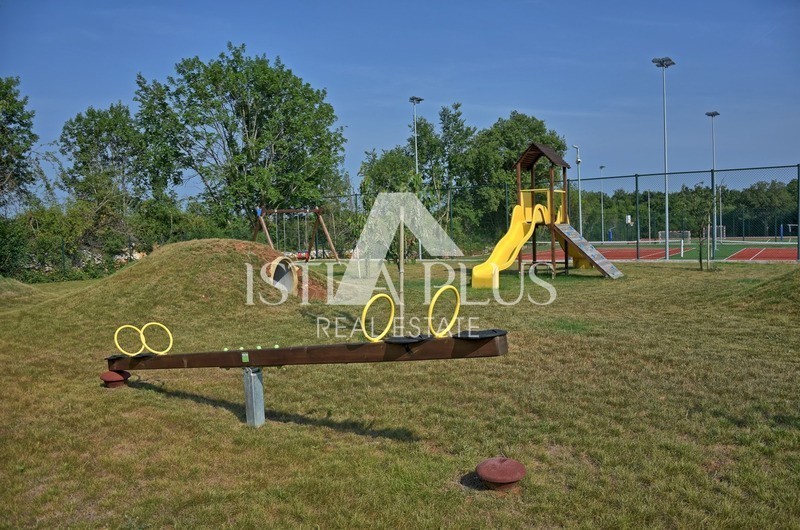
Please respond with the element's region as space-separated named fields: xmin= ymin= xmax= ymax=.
xmin=652 ymin=57 xmax=675 ymax=68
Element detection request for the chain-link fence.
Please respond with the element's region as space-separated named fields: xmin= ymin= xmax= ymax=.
xmin=305 ymin=164 xmax=798 ymax=261
xmin=222 ymin=164 xmax=800 ymax=262
xmin=567 ymin=164 xmax=799 ymax=260
xmin=573 ymin=166 xmax=799 ymax=238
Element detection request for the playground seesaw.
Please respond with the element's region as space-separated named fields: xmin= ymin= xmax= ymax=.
xmin=102 ymin=287 xmax=508 ymax=427
xmin=105 ymin=331 xmax=508 ymax=372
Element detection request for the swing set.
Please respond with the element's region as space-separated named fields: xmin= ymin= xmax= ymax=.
xmin=253 ymin=207 xmax=340 ymax=263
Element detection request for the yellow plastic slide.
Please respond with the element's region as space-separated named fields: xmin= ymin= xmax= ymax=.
xmin=472 ymin=203 xmax=547 ymax=289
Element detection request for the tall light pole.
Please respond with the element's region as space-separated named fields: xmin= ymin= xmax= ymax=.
xmin=409 ymin=96 xmax=423 ymax=274
xmin=706 ymin=110 xmax=720 ymax=255
xmin=600 ymin=165 xmax=605 ymax=242
xmin=409 ymin=96 xmax=423 ymax=175
xmin=653 ymin=56 xmax=675 ymax=259
xmin=573 ymin=145 xmax=583 ymax=236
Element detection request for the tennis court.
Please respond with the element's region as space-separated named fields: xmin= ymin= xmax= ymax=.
xmin=520 ymin=245 xmax=689 ymax=262
xmin=725 ymin=246 xmax=798 ymax=261
xmin=521 ymin=241 xmax=798 ymax=262
xmin=600 ymin=246 xmax=689 ymax=260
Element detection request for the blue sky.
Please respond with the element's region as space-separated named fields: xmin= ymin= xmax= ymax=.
xmin=1 ymin=0 xmax=798 ymax=196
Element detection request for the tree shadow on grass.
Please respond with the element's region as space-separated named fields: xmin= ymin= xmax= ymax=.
xmin=263 ymin=409 xmax=417 ymax=441
xmin=691 ymin=402 xmax=800 ymax=431
xmin=770 ymin=414 xmax=800 ymax=429
xmin=128 ymin=380 xmax=418 ymax=441
xmin=497 ymin=268 xmax=603 ymax=284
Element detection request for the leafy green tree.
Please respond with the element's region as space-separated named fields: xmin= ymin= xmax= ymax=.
xmin=409 ymin=104 xmax=476 ymax=221
xmin=358 ymin=108 xmax=565 ymax=253
xmin=57 ymin=102 xmax=143 ymax=254
xmin=411 ymin=117 xmax=441 ymax=201
xmin=675 ymin=183 xmax=713 ymax=269
xmin=133 ymin=78 xmax=184 ymax=200
xmin=135 ymin=43 xmax=347 ymax=226
xmin=23 ymin=198 xmax=91 ymax=271
xmin=357 ymin=146 xmax=418 ymax=263
xmin=438 ymin=103 xmax=475 ymax=184
xmin=0 ymin=77 xmax=39 ymax=208
xmin=129 ymin=197 xmax=184 ymax=249
xmin=0 ymin=215 xmax=27 ymax=275
xmin=360 ymin=103 xmax=475 ymax=218
xmin=359 ymin=147 xmax=417 ymax=198
xmin=456 ymin=111 xmax=566 ymax=243
xmin=739 ymin=180 xmax=794 ymax=236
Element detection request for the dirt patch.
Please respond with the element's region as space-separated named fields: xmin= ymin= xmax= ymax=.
xmin=300 ymin=269 xmax=328 ymax=301
xmin=230 ymin=240 xmax=284 ymax=263
xmin=701 ymin=444 xmax=736 ymax=480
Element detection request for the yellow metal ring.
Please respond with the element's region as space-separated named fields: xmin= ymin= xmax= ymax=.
xmin=114 ymin=325 xmax=145 ymax=356
xmin=140 ymin=321 xmax=173 ymax=355
xmin=361 ymin=293 xmax=396 ymax=342
xmin=428 ymin=285 xmax=461 ymax=338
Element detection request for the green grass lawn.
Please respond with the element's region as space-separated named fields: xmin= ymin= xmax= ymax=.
xmin=1 ymin=239 xmax=799 ymax=527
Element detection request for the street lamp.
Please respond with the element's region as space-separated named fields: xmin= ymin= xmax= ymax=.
xmin=600 ymin=165 xmax=605 ymax=242
xmin=572 ymin=145 xmax=583 ymax=236
xmin=409 ymin=96 xmax=423 ymax=175
xmin=653 ymin=56 xmax=675 ymax=259
xmin=409 ymin=96 xmax=424 ymax=269
xmin=706 ymin=110 xmax=720 ymax=255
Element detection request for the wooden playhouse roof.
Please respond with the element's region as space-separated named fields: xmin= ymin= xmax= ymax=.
xmin=512 ymin=142 xmax=570 ymax=170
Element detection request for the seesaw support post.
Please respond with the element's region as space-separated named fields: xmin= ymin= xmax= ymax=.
xmin=243 ymin=367 xmax=265 ymax=427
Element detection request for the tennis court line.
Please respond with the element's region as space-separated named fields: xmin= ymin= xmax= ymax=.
xmin=639 ymin=248 xmax=663 ymax=259
xmin=628 ymin=246 xmax=691 ymax=259
xmin=749 ymin=248 xmax=766 ymax=261
xmin=726 ymin=248 xmax=751 ymax=261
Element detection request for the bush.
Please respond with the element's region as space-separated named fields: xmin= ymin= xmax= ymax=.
xmin=0 ymin=217 xmax=28 ymax=276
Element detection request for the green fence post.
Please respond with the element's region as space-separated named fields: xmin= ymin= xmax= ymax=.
xmin=635 ymin=174 xmax=640 ymax=260
xmin=741 ymin=210 xmax=745 ymax=241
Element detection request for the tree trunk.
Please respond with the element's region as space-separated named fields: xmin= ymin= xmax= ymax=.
xmin=698 ymin=224 xmax=704 ymax=271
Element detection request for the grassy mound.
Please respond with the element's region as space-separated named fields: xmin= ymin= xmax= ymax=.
xmin=738 ymin=267 xmax=800 ymax=311
xmin=0 ymin=276 xmax=49 ymax=312
xmin=3 ymin=239 xmax=331 ymax=358
xmin=0 ymin=276 xmax=40 ymax=298
xmin=69 ymin=238 xmax=316 ymax=306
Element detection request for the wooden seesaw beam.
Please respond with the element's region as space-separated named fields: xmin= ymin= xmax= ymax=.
xmin=103 ymin=331 xmax=508 ymax=427
xmin=107 ymin=332 xmax=507 ymax=371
